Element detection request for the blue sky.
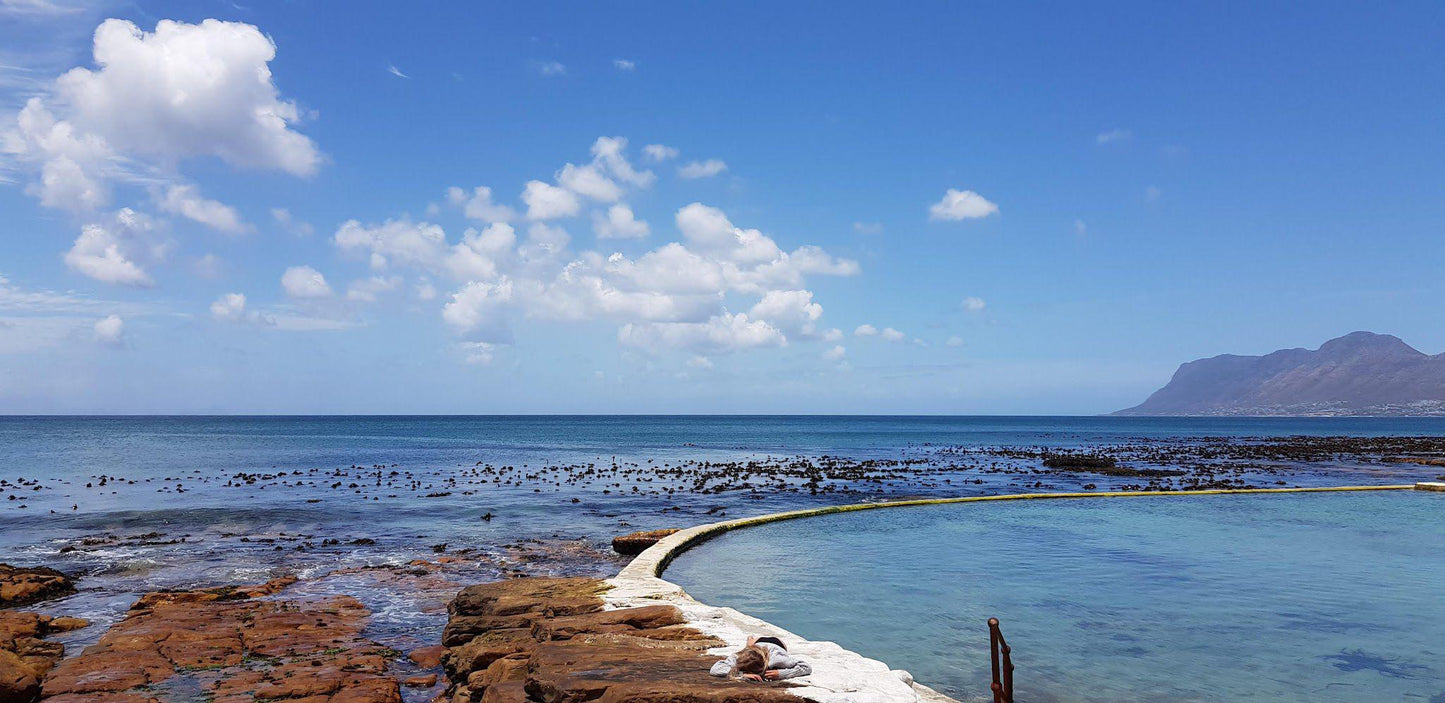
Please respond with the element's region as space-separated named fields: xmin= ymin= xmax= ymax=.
xmin=1 ymin=0 xmax=1442 ymax=414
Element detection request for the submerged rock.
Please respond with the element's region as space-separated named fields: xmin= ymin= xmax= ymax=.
xmin=36 ymin=580 xmax=401 ymax=703
xmin=0 ymin=565 xmax=75 ymax=609
xmin=610 ymin=529 xmax=680 ymax=556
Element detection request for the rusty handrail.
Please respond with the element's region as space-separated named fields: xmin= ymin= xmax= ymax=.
xmin=988 ymin=617 xmax=1014 ymax=703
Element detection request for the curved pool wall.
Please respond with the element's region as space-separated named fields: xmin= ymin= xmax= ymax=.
xmin=654 ymin=485 xmax=1443 ymax=702
xmin=610 ymin=484 xmax=1433 ymax=702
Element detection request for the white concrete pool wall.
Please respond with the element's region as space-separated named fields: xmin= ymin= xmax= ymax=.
xmin=604 ymin=484 xmax=1433 ymax=703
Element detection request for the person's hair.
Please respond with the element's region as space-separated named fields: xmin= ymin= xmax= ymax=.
xmin=733 ymin=646 xmax=767 ymax=676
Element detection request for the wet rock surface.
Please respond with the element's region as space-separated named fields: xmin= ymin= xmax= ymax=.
xmin=611 ymin=529 xmax=679 ymax=556
xmin=35 ymin=578 xmax=404 ymax=703
xmin=441 ymin=577 xmax=807 ymax=703
xmin=0 ymin=611 xmax=87 ymax=703
xmin=0 ymin=566 xmax=76 ymax=609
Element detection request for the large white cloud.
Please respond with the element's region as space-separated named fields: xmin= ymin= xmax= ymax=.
xmin=56 ymin=19 xmax=320 ymax=175
xmin=317 ymin=138 xmax=868 ymax=365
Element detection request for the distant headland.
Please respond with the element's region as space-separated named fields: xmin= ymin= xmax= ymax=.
xmin=1116 ymin=331 xmax=1445 ymax=416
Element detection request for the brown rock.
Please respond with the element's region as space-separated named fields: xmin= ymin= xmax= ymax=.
xmin=449 ymin=578 xmax=605 ymax=619
xmin=478 ymin=681 xmax=528 ymax=703
xmin=611 ymin=529 xmax=679 ymax=556
xmin=445 ymin=629 xmax=535 ymax=681
xmin=440 ymin=578 xmax=805 ymax=703
xmin=0 ymin=648 xmax=40 ymax=703
xmin=402 ymin=673 xmax=438 ymax=687
xmin=0 ymin=610 xmax=76 ymax=690
xmin=0 ymin=565 xmax=75 ymax=609
xmin=464 ymin=654 xmax=529 ymax=693
xmin=525 ymin=640 xmax=805 ymax=703
xmin=532 ymin=605 xmax=687 ymax=641
xmin=407 ymin=644 xmax=447 ymax=669
xmin=41 ymin=694 xmax=159 ymax=703
xmin=442 ymin=614 xmax=533 ymax=647
xmin=46 ymin=618 xmax=88 ymax=633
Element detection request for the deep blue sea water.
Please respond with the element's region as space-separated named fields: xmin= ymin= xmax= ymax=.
xmin=667 ymin=490 xmax=1445 ymax=702
xmin=1 ymin=415 xmax=1442 ymax=692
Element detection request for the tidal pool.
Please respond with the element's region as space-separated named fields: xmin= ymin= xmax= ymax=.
xmin=665 ymin=490 xmax=1445 ymax=702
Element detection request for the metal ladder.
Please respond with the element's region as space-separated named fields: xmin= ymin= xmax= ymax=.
xmin=988 ymin=617 xmax=1015 ymax=703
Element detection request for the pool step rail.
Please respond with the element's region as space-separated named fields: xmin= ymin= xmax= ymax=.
xmin=989 ymin=617 xmax=1015 ymax=703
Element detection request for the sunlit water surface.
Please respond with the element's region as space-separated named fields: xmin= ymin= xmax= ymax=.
xmin=667 ymin=491 xmax=1445 ymax=702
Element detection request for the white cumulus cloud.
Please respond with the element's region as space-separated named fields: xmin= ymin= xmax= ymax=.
xmin=446 ymin=185 xmax=516 ymax=223
xmin=592 ymin=203 xmax=649 ymax=239
xmin=442 ymin=278 xmax=514 ymax=340
xmin=522 ymin=180 xmax=581 ymax=220
xmin=334 ymin=218 xmax=448 ymax=271
xmin=55 ymin=18 xmax=320 ymax=175
xmin=929 ymin=189 xmax=999 ymax=221
xmin=962 ymin=296 xmax=986 ymax=312
xmin=281 ymin=265 xmax=331 ymax=299
xmin=64 ymin=208 xmax=163 ymax=286
xmin=210 ymin=292 xmax=248 ymax=321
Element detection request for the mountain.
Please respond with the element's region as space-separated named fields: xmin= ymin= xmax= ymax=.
xmin=1116 ymin=332 xmax=1445 ymax=416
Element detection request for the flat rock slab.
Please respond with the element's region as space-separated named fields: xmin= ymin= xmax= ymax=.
xmin=37 ymin=578 xmax=401 ymax=703
xmin=441 ymin=577 xmax=800 ymax=703
xmin=0 ymin=610 xmax=88 ymax=703
xmin=0 ymin=565 xmax=76 ymax=609
xmin=611 ymin=530 xmax=680 ymax=556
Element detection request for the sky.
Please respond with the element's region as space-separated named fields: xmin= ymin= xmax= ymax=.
xmin=1 ymin=1 xmax=1442 ymax=414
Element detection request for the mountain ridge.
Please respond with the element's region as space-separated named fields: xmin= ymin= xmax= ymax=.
xmin=1116 ymin=332 xmax=1445 ymax=416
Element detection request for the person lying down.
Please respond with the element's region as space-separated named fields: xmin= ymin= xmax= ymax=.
xmin=710 ymin=635 xmax=813 ymax=681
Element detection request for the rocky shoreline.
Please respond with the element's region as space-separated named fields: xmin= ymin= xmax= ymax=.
xmin=2 ymin=526 xmax=962 ymax=703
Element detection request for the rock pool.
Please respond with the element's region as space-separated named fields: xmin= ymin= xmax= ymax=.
xmin=666 ymin=490 xmax=1445 ymax=702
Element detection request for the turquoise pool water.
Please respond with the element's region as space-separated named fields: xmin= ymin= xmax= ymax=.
xmin=666 ymin=491 xmax=1445 ymax=702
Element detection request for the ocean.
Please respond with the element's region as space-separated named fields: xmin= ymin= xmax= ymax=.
xmin=2 ymin=415 xmax=1443 ymax=695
